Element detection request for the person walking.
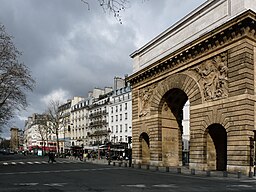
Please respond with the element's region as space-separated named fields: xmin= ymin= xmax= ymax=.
xmin=48 ymin=151 xmax=56 ymax=163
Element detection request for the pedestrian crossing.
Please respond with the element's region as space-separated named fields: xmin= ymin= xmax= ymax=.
xmin=1 ymin=160 xmax=82 ymax=166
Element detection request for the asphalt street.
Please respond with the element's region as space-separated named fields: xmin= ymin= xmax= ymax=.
xmin=1 ymin=154 xmax=256 ymax=192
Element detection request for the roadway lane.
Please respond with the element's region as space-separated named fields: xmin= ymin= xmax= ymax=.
xmin=1 ymin=160 xmax=256 ymax=192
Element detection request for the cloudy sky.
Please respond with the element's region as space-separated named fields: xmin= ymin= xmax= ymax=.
xmin=0 ymin=0 xmax=206 ymax=138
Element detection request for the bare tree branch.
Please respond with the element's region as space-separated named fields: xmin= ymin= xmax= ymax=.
xmin=0 ymin=24 xmax=35 ymax=129
xmin=81 ymin=0 xmax=130 ymax=24
xmin=45 ymin=99 xmax=64 ymax=154
xmin=81 ymin=0 xmax=90 ymax=10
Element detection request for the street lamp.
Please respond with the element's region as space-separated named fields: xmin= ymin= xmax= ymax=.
xmin=113 ymin=135 xmax=116 ymax=157
xmin=128 ymin=136 xmax=132 ymax=167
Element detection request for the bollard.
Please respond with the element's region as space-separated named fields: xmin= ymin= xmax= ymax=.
xmin=113 ymin=162 xmax=115 ymax=166
xmin=237 ymin=171 xmax=242 ymax=178
xmin=132 ymin=164 xmax=134 ymax=168
xmin=119 ymin=162 xmax=122 ymax=167
xmin=206 ymin=170 xmax=211 ymax=177
xmin=146 ymin=165 xmax=149 ymax=170
xmin=108 ymin=161 xmax=111 ymax=165
xmin=177 ymin=167 xmax=181 ymax=174
xmin=166 ymin=167 xmax=169 ymax=172
xmin=223 ymin=171 xmax=228 ymax=177
xmin=138 ymin=163 xmax=141 ymax=169
xmin=249 ymin=171 xmax=253 ymax=178
xmin=125 ymin=163 xmax=127 ymax=167
xmin=155 ymin=166 xmax=159 ymax=171
xmin=191 ymin=169 xmax=195 ymax=175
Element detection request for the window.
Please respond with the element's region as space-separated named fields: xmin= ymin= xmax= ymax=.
xmin=111 ymin=126 xmax=113 ymax=133
xmin=111 ymin=107 xmax=113 ymax=113
xmin=125 ymin=124 xmax=128 ymax=132
xmin=125 ymin=103 xmax=127 ymax=110
xmin=120 ymin=114 xmax=122 ymax=121
xmin=125 ymin=113 xmax=128 ymax=120
xmin=111 ymin=116 xmax=113 ymax=122
xmin=116 ymin=106 xmax=118 ymax=112
xmin=116 ymin=125 xmax=118 ymax=133
xmin=120 ymin=104 xmax=122 ymax=111
xmin=120 ymin=124 xmax=122 ymax=133
xmin=120 ymin=136 xmax=122 ymax=142
xmin=116 ymin=115 xmax=118 ymax=122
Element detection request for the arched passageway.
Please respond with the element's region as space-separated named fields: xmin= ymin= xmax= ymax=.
xmin=139 ymin=132 xmax=150 ymax=164
xmin=160 ymin=88 xmax=189 ymax=166
xmin=206 ymin=124 xmax=227 ymax=171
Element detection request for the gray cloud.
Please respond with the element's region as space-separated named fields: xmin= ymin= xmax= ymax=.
xmin=0 ymin=0 xmax=206 ymax=138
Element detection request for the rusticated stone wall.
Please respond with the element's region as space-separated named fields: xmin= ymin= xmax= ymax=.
xmin=128 ymin=11 xmax=256 ymax=174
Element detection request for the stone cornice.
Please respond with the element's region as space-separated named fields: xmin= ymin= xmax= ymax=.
xmin=128 ymin=10 xmax=256 ymax=86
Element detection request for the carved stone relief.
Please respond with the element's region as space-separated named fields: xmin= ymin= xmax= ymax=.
xmin=139 ymin=83 xmax=157 ymax=117
xmin=194 ymin=53 xmax=228 ymax=101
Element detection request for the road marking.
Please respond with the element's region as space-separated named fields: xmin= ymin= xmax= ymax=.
xmin=14 ymin=183 xmax=38 ymax=186
xmin=227 ymin=185 xmax=253 ymax=188
xmin=122 ymin=184 xmax=146 ymax=188
xmin=0 ymin=159 xmax=91 ymax=166
xmin=153 ymin=184 xmax=178 ymax=188
xmin=44 ymin=183 xmax=67 ymax=187
xmin=42 ymin=161 xmax=48 ymax=164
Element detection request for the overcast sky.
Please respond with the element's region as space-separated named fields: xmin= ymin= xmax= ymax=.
xmin=0 ymin=0 xmax=206 ymax=138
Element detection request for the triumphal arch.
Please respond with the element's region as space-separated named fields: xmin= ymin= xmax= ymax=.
xmin=128 ymin=0 xmax=256 ymax=174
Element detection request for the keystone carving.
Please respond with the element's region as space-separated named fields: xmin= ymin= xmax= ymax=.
xmin=194 ymin=53 xmax=228 ymax=101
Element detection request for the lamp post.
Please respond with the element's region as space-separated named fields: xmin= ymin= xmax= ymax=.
xmin=97 ymin=135 xmax=100 ymax=160
xmin=63 ymin=126 xmax=66 ymax=154
xmin=113 ymin=135 xmax=116 ymax=157
xmin=128 ymin=136 xmax=132 ymax=167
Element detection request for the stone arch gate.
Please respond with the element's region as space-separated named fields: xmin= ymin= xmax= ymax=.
xmin=128 ymin=9 xmax=256 ymax=174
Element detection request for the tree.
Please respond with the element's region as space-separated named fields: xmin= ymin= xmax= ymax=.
xmin=33 ymin=113 xmax=51 ymax=155
xmin=46 ymin=100 xmax=63 ymax=155
xmin=0 ymin=24 xmax=35 ymax=128
xmin=82 ymin=0 xmax=130 ymax=24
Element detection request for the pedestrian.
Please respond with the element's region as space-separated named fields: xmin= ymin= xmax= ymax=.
xmin=48 ymin=151 xmax=56 ymax=163
xmin=83 ymin=153 xmax=88 ymax=162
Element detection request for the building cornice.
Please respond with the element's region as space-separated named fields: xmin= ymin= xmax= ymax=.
xmin=128 ymin=10 xmax=256 ymax=86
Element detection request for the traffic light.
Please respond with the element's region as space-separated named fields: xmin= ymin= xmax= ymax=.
xmin=128 ymin=136 xmax=132 ymax=144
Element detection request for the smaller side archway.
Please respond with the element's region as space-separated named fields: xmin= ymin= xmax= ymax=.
xmin=139 ymin=132 xmax=150 ymax=164
xmin=205 ymin=124 xmax=227 ymax=171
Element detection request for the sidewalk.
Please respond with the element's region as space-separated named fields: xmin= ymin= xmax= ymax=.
xmin=68 ymin=156 xmax=256 ymax=180
xmin=67 ymin=156 xmax=108 ymax=165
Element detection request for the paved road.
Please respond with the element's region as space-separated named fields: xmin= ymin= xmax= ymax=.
xmin=1 ymin=155 xmax=256 ymax=192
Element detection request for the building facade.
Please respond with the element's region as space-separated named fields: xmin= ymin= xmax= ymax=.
xmin=10 ymin=127 xmax=20 ymax=151
xmin=88 ymin=88 xmax=112 ymax=147
xmin=109 ymin=79 xmax=132 ymax=156
xmin=23 ymin=113 xmax=56 ymax=153
xmin=58 ymin=99 xmax=72 ymax=153
xmin=128 ymin=0 xmax=256 ymax=174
